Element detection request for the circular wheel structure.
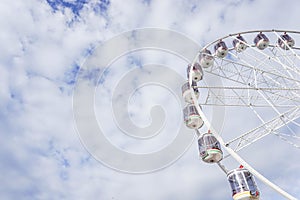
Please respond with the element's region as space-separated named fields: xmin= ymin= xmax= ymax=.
xmin=186 ymin=30 xmax=300 ymax=200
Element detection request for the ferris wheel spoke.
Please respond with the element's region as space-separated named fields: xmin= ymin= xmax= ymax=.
xmin=200 ymin=86 xmax=300 ymax=108
xmin=276 ymin=132 xmax=300 ymax=139
xmin=244 ymin=35 xmax=300 ymax=80
xmin=233 ymin=40 xmax=300 ymax=83
xmin=191 ymin=88 xmax=298 ymax=200
xmin=237 ymin=55 xmax=298 ymax=91
xmin=225 ymin=106 xmax=300 ymax=152
xmin=211 ymin=53 xmax=300 ymax=89
xmin=269 ymin=47 xmax=300 ymax=81
xmin=186 ymin=30 xmax=300 ymax=200
xmin=288 ymin=118 xmax=300 ymax=129
xmin=273 ymin=30 xmax=300 ymax=64
xmin=273 ymin=131 xmax=300 ymax=149
xmin=274 ymin=130 xmax=300 ymax=139
xmin=257 ymin=74 xmax=300 ymax=107
xmin=226 ymin=50 xmax=300 ymax=105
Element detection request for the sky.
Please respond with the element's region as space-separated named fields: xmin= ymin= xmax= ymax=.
xmin=1 ymin=0 xmax=300 ymax=199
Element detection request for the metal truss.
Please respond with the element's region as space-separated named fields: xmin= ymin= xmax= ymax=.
xmin=189 ymin=30 xmax=300 ymax=200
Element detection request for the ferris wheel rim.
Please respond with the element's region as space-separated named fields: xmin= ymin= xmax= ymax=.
xmin=197 ymin=30 xmax=300 ymax=142
xmin=188 ymin=29 xmax=300 ymax=200
xmin=200 ymin=29 xmax=300 ymax=51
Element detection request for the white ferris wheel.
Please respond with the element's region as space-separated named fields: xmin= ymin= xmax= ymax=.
xmin=182 ymin=30 xmax=300 ymax=200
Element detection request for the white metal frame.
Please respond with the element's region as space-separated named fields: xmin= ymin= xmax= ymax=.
xmin=189 ymin=30 xmax=300 ymax=200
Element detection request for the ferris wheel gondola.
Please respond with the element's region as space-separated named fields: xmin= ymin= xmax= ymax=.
xmin=197 ymin=131 xmax=223 ymax=163
xmin=233 ymin=35 xmax=248 ymax=52
xmin=214 ymin=40 xmax=228 ymax=58
xmin=185 ymin=29 xmax=300 ymax=200
xmin=199 ymin=49 xmax=214 ymax=68
xmin=183 ymin=104 xmax=204 ymax=129
xmin=253 ymin=32 xmax=269 ymax=50
xmin=181 ymin=81 xmax=199 ymax=104
xmin=187 ymin=63 xmax=203 ymax=82
xmin=278 ymin=32 xmax=295 ymax=50
xmin=227 ymin=165 xmax=260 ymax=200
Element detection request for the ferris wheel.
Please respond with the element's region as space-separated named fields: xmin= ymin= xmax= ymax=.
xmin=182 ymin=30 xmax=300 ymax=200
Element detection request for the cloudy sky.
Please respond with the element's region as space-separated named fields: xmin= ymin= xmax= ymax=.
xmin=1 ymin=0 xmax=300 ymax=199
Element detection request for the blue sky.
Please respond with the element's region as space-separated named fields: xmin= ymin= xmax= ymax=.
xmin=1 ymin=0 xmax=300 ymax=199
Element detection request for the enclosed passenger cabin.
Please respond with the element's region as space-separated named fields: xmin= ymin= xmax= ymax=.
xmin=254 ymin=33 xmax=269 ymax=50
xmin=183 ymin=104 xmax=204 ymax=129
xmin=227 ymin=166 xmax=260 ymax=200
xmin=278 ymin=33 xmax=295 ymax=50
xmin=181 ymin=81 xmax=200 ymax=104
xmin=233 ymin=35 xmax=248 ymax=52
xmin=187 ymin=63 xmax=203 ymax=82
xmin=198 ymin=131 xmax=223 ymax=163
xmin=199 ymin=49 xmax=214 ymax=68
xmin=214 ymin=40 xmax=228 ymax=58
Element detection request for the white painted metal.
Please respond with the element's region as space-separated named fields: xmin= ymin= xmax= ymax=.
xmin=188 ymin=30 xmax=300 ymax=200
xmin=190 ymin=84 xmax=297 ymax=200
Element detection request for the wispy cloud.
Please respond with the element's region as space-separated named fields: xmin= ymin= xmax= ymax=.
xmin=1 ymin=0 xmax=300 ymax=199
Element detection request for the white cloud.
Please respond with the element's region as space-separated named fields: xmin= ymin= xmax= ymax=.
xmin=1 ymin=0 xmax=300 ymax=199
